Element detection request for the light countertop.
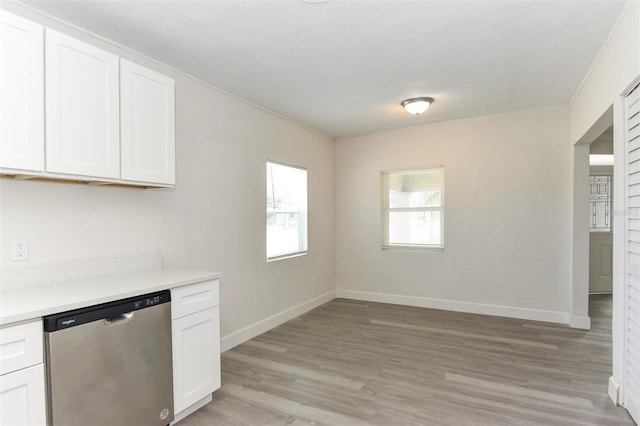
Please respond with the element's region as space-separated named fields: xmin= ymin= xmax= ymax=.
xmin=0 ymin=268 xmax=221 ymax=326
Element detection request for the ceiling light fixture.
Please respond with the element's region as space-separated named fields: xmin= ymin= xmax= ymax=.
xmin=401 ymin=97 xmax=434 ymax=115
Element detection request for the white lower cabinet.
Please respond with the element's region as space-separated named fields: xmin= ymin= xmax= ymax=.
xmin=0 ymin=364 xmax=46 ymax=426
xmin=0 ymin=319 xmax=46 ymax=426
xmin=171 ymin=280 xmax=220 ymax=423
xmin=172 ymin=307 xmax=220 ymax=413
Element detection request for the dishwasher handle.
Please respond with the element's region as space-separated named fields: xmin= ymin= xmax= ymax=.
xmin=104 ymin=312 xmax=134 ymax=325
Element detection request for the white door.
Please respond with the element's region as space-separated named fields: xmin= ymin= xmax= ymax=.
xmin=589 ymin=174 xmax=614 ymax=293
xmin=0 ymin=364 xmax=46 ymax=426
xmin=0 ymin=10 xmax=44 ymax=172
xmin=172 ymin=307 xmax=220 ymax=414
xmin=120 ymin=60 xmax=175 ymax=185
xmin=590 ymin=232 xmax=613 ymax=292
xmin=45 ymin=29 xmax=120 ymax=178
xmin=624 ymin=85 xmax=640 ymax=423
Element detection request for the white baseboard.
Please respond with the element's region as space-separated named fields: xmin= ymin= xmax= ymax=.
xmin=569 ymin=315 xmax=591 ymax=330
xmin=220 ymin=290 xmax=335 ymax=352
xmin=608 ymin=376 xmax=620 ymax=405
xmin=336 ymin=289 xmax=571 ymax=324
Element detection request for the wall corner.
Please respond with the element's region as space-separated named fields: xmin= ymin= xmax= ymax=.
xmin=608 ymin=376 xmax=621 ymax=405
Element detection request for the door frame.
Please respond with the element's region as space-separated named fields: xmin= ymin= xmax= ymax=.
xmin=570 ymin=107 xmax=612 ymax=330
xmin=571 ymin=76 xmax=640 ymax=407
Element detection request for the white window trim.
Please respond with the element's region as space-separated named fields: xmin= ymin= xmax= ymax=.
xmin=266 ymin=251 xmax=308 ymax=262
xmin=266 ymin=160 xmax=308 ymax=262
xmin=381 ymin=166 xmax=445 ymax=251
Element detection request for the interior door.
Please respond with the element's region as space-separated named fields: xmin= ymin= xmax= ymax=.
xmin=624 ymin=84 xmax=640 ymax=423
xmin=589 ymin=174 xmax=613 ymax=293
xmin=589 ymin=232 xmax=613 ymax=292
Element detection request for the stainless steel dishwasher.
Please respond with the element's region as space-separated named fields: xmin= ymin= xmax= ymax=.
xmin=43 ymin=290 xmax=174 ymax=426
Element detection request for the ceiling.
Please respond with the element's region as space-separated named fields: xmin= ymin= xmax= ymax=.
xmin=20 ymin=0 xmax=627 ymax=139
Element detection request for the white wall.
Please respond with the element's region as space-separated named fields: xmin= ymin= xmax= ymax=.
xmin=335 ymin=107 xmax=573 ymax=322
xmin=0 ymin=4 xmax=335 ymax=348
xmin=570 ymin=2 xmax=640 ymax=145
xmin=568 ymin=0 xmax=640 ymax=406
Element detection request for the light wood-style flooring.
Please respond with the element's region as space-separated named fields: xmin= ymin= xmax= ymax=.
xmin=180 ymin=295 xmax=634 ymax=425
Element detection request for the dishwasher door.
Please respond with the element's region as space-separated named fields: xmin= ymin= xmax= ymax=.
xmin=44 ymin=291 xmax=174 ymax=426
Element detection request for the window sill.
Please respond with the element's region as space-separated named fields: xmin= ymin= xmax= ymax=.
xmin=267 ymin=251 xmax=308 ymax=262
xmin=382 ymin=244 xmax=444 ymax=252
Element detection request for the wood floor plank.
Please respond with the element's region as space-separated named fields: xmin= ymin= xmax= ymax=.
xmin=224 ymin=351 xmax=366 ymax=391
xmin=179 ymin=295 xmax=635 ymax=425
xmin=222 ymin=383 xmax=373 ymax=426
xmin=444 ymin=372 xmax=594 ymax=409
xmin=242 ymin=339 xmax=290 ymax=353
xmin=370 ymin=318 xmax=560 ymax=350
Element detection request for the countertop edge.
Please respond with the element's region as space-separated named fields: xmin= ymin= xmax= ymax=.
xmin=1 ymin=269 xmax=222 ymax=326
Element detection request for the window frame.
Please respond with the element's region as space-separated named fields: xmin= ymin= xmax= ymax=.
xmin=266 ymin=160 xmax=308 ymax=262
xmin=381 ymin=166 xmax=445 ymax=251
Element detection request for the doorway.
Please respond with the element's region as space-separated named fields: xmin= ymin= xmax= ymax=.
xmin=589 ymin=126 xmax=614 ymax=296
xmin=571 ymin=79 xmax=640 ymax=423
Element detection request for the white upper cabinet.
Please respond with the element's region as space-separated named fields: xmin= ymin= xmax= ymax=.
xmin=120 ymin=60 xmax=175 ymax=185
xmin=0 ymin=13 xmax=175 ymax=187
xmin=45 ymin=29 xmax=120 ymax=178
xmin=0 ymin=10 xmax=44 ymax=172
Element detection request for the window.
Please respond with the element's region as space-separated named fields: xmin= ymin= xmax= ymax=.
xmin=382 ymin=167 xmax=444 ymax=249
xmin=266 ymin=161 xmax=308 ymax=260
xmin=589 ymin=175 xmax=611 ymax=232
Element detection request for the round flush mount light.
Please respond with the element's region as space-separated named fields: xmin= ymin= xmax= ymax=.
xmin=401 ymin=97 xmax=434 ymax=115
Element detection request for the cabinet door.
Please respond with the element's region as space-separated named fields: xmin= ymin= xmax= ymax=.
xmin=172 ymin=307 xmax=220 ymax=414
xmin=45 ymin=29 xmax=119 ymax=178
xmin=0 ymin=320 xmax=43 ymax=376
xmin=0 ymin=364 xmax=46 ymax=426
xmin=120 ymin=60 xmax=175 ymax=185
xmin=0 ymin=10 xmax=44 ymax=171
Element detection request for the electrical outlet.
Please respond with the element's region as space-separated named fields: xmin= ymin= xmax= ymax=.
xmin=12 ymin=240 xmax=28 ymax=261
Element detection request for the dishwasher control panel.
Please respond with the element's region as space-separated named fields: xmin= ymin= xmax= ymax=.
xmin=135 ymin=294 xmax=164 ymax=309
xmin=43 ymin=290 xmax=171 ymax=332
